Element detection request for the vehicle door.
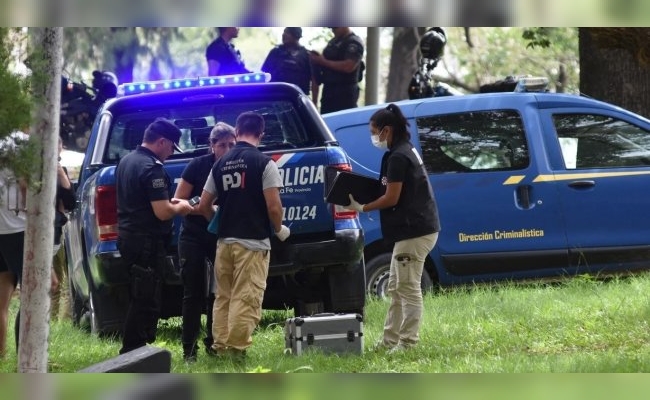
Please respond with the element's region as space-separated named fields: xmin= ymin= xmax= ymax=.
xmin=413 ymin=96 xmax=569 ymax=282
xmin=538 ymin=106 xmax=650 ymax=272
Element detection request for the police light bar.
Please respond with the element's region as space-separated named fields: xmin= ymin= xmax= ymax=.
xmin=117 ymin=72 xmax=271 ymax=96
xmin=514 ymin=76 xmax=549 ymax=93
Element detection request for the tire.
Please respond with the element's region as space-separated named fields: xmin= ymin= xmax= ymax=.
xmin=68 ymin=277 xmax=84 ymax=327
xmin=79 ymin=288 xmax=101 ymax=335
xmin=365 ymin=253 xmax=433 ymax=299
xmin=88 ymin=289 xmax=101 ymax=335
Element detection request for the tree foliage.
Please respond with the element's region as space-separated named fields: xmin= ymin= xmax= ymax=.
xmin=0 ymin=28 xmax=31 ymax=140
xmin=62 ymin=28 xmax=185 ymax=83
xmin=0 ymin=28 xmax=39 ymax=183
xmin=434 ymin=27 xmax=579 ymax=94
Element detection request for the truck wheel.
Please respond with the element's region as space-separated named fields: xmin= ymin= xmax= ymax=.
xmin=80 ymin=290 xmax=101 ymax=335
xmin=365 ymin=253 xmax=432 ymax=299
xmin=68 ymin=277 xmax=84 ymax=327
xmin=88 ymin=290 xmax=101 ymax=335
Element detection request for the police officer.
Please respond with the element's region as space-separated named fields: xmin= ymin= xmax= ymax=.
xmin=261 ymin=27 xmax=314 ymax=96
xmin=174 ymin=122 xmax=236 ymax=362
xmin=310 ymin=27 xmax=365 ymax=114
xmin=197 ymin=111 xmax=290 ymax=359
xmin=115 ymin=117 xmax=193 ymax=355
xmin=206 ymin=27 xmax=250 ymax=76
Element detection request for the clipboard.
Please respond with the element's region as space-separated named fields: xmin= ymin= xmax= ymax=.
xmin=325 ymin=169 xmax=381 ymax=206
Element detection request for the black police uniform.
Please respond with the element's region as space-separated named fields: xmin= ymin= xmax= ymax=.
xmin=261 ymin=44 xmax=313 ymax=95
xmin=116 ymin=145 xmax=173 ymax=354
xmin=316 ymin=32 xmax=364 ymax=114
xmin=379 ymin=138 xmax=441 ymax=244
xmin=205 ymin=37 xmax=249 ymax=76
xmin=177 ymin=153 xmax=217 ymax=358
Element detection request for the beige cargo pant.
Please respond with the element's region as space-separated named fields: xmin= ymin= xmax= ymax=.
xmin=382 ymin=232 xmax=438 ymax=348
xmin=211 ymin=242 xmax=269 ymax=351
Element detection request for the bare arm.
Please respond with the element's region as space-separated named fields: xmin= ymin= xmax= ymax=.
xmin=57 ymin=165 xmax=71 ymax=190
xmin=263 ymin=187 xmax=283 ymax=233
xmin=174 ymin=178 xmax=202 ymax=216
xmin=151 ymin=198 xmax=193 ymax=221
xmin=197 ymin=189 xmax=218 ymax=221
xmin=360 ymin=181 xmax=402 ymax=212
xmin=310 ymin=53 xmax=359 ymax=74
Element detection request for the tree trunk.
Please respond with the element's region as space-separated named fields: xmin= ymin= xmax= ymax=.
xmin=385 ymin=27 xmax=426 ymax=102
xmin=18 ymin=27 xmax=62 ymax=375
xmin=579 ymin=28 xmax=650 ymax=118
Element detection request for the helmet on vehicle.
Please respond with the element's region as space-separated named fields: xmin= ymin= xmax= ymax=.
xmin=419 ymin=27 xmax=446 ymax=61
xmin=92 ymin=70 xmax=118 ymax=100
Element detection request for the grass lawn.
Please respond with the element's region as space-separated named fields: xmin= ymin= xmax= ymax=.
xmin=3 ymin=273 xmax=650 ymax=374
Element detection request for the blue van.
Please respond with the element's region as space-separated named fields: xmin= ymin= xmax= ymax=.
xmin=323 ymin=86 xmax=650 ymax=296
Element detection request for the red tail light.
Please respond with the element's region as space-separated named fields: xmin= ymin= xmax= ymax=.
xmin=95 ymin=185 xmax=118 ymax=241
xmin=329 ymin=163 xmax=357 ymax=220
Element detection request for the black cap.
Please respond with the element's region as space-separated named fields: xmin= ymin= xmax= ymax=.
xmin=285 ymin=27 xmax=302 ymax=39
xmin=147 ymin=117 xmax=182 ymax=144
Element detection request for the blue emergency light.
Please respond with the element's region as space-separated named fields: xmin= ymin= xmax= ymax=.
xmin=117 ymin=72 xmax=271 ymax=96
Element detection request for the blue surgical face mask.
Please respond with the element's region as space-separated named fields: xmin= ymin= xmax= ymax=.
xmin=371 ymin=129 xmax=388 ymax=150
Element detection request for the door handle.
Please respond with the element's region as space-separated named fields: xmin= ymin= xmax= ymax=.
xmin=568 ymin=180 xmax=595 ymax=189
xmin=516 ymin=185 xmax=531 ymax=209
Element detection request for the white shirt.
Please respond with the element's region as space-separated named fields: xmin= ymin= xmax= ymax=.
xmin=0 ymin=132 xmax=28 ymax=234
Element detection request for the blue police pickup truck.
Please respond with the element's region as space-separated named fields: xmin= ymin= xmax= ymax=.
xmin=323 ymin=77 xmax=650 ymax=297
xmin=64 ymin=73 xmax=365 ymax=335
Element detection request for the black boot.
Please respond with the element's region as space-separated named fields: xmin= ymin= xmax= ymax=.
xmin=183 ymin=342 xmax=198 ymax=362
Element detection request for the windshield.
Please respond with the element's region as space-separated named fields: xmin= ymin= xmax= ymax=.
xmin=104 ymin=100 xmax=314 ymax=164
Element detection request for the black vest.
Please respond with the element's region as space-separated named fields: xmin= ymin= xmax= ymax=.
xmin=379 ymin=140 xmax=441 ymax=244
xmin=263 ymin=45 xmax=312 ymax=94
xmin=211 ymin=142 xmax=272 ymax=240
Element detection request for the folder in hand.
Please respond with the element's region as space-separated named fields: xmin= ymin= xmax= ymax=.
xmin=325 ymin=169 xmax=382 ymax=206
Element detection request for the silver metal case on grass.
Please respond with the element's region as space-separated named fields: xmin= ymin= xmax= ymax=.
xmin=285 ymin=313 xmax=363 ymax=356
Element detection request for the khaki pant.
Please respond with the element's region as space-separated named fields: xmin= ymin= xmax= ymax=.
xmin=212 ymin=242 xmax=269 ymax=351
xmin=51 ymin=243 xmax=70 ymax=321
xmin=382 ymin=232 xmax=438 ymax=348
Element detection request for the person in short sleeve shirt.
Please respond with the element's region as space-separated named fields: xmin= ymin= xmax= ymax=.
xmin=115 ymin=117 xmax=193 ymax=355
xmin=344 ymin=104 xmax=441 ymax=353
xmin=309 ymin=27 xmax=364 ymax=113
xmin=205 ymin=27 xmax=250 ymax=76
xmin=197 ymin=112 xmax=290 ymax=358
xmin=173 ymin=122 xmax=236 ymax=361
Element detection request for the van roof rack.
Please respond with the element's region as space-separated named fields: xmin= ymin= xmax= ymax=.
xmin=479 ymin=75 xmax=549 ymax=93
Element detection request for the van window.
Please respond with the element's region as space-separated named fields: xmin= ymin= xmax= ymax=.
xmin=553 ymin=114 xmax=650 ymax=169
xmin=417 ymin=110 xmax=529 ymax=173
